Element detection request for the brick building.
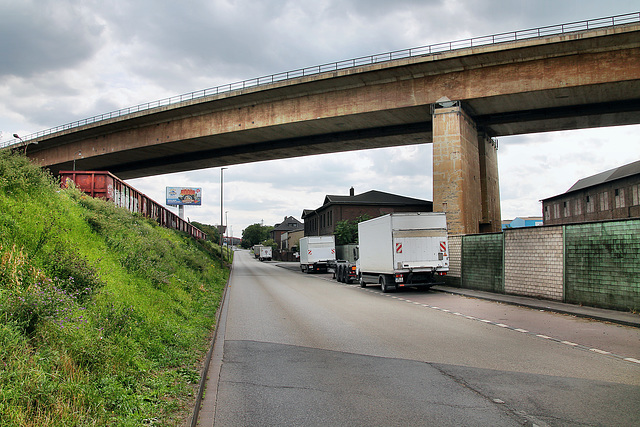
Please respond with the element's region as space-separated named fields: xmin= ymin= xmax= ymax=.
xmin=270 ymin=216 xmax=303 ymax=249
xmin=302 ymin=188 xmax=432 ymax=236
xmin=542 ymin=160 xmax=640 ymax=225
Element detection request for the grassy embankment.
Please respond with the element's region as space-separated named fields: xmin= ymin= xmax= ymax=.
xmin=0 ymin=151 xmax=229 ymax=426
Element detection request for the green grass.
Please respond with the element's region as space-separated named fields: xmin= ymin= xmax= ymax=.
xmin=0 ymin=151 xmax=228 ymax=426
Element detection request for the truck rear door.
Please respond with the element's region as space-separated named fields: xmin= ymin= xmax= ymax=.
xmin=392 ymin=229 xmax=448 ymax=270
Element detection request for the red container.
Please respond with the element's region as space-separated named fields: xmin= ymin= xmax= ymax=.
xmin=59 ymin=171 xmax=207 ymax=240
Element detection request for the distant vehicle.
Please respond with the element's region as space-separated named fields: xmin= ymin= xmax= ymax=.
xmin=299 ymin=236 xmax=336 ymax=273
xmin=259 ymin=245 xmax=272 ymax=262
xmin=329 ymin=244 xmax=358 ymax=284
xmin=253 ymin=245 xmax=263 ymax=259
xmin=357 ymin=213 xmax=449 ymax=292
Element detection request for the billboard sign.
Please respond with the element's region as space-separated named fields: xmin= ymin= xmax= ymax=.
xmin=166 ymin=187 xmax=202 ymax=206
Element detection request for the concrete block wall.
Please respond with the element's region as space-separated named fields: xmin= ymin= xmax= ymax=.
xmin=461 ymin=233 xmax=504 ymax=293
xmin=446 ymin=235 xmax=463 ymax=286
xmin=564 ymin=220 xmax=640 ymax=311
xmin=504 ymin=226 xmax=564 ymax=300
xmin=448 ymin=218 xmax=639 ymax=312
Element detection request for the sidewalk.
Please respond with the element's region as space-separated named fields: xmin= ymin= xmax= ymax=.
xmin=431 ymin=285 xmax=640 ymax=328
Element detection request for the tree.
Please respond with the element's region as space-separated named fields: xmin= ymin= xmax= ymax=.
xmin=334 ymin=214 xmax=371 ymax=245
xmin=262 ymin=238 xmax=277 ymax=251
xmin=191 ymin=221 xmax=220 ymax=242
xmin=241 ymin=223 xmax=273 ymax=249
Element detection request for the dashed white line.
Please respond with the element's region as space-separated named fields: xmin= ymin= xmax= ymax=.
xmin=348 ymin=282 xmax=638 ymax=365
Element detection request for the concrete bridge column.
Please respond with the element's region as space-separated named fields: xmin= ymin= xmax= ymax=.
xmin=432 ymin=104 xmax=501 ymax=235
xmin=478 ymin=132 xmax=502 ymax=233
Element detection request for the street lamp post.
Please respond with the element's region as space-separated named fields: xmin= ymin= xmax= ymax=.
xmin=220 ymin=167 xmax=227 ymax=262
xmin=73 ymin=150 xmax=82 ymax=171
xmin=13 ymin=133 xmax=38 ymax=155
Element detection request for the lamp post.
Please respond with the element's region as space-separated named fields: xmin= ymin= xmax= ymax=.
xmin=73 ymin=150 xmax=82 ymax=171
xmin=220 ymin=167 xmax=227 ymax=261
xmin=13 ymin=133 xmax=38 ymax=155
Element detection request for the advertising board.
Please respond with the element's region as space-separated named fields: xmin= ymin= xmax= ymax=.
xmin=166 ymin=187 xmax=202 ymax=206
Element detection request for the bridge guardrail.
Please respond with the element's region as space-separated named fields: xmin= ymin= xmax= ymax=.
xmin=2 ymin=12 xmax=638 ymax=149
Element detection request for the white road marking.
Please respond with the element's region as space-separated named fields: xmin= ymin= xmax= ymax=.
xmin=342 ymin=280 xmax=638 ymax=365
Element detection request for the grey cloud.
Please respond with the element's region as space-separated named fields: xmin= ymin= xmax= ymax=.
xmin=0 ymin=0 xmax=104 ymax=77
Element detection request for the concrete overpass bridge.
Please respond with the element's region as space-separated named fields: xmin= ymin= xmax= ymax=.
xmin=8 ymin=13 xmax=640 ymax=235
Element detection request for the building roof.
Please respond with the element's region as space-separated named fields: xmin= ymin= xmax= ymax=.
xmin=302 ymin=190 xmax=432 ymax=218
xmin=323 ymin=190 xmax=431 ymax=207
xmin=543 ymin=159 xmax=640 ymax=201
xmin=272 ymin=216 xmax=302 ymax=232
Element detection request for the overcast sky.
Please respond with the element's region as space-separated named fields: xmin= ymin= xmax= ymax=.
xmin=2 ymin=0 xmax=639 ymax=236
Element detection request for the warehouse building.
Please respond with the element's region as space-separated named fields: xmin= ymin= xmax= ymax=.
xmin=542 ymin=160 xmax=640 ymax=225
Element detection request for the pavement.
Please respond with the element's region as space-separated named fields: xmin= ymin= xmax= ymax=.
xmin=430 ymin=285 xmax=640 ymax=328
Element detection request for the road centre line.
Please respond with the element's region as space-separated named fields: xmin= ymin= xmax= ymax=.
xmin=342 ymin=281 xmax=639 ymax=365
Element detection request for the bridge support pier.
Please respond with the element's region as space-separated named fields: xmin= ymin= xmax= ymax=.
xmin=432 ymin=104 xmax=501 ymax=235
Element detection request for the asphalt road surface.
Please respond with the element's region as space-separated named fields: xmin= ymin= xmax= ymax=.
xmin=204 ymin=250 xmax=640 ymax=426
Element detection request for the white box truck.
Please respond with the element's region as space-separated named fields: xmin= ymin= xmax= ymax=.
xmin=299 ymin=236 xmax=336 ymax=273
xmin=253 ymin=245 xmax=263 ymax=259
xmin=357 ymin=212 xmax=449 ymax=292
xmin=259 ymin=245 xmax=272 ymax=261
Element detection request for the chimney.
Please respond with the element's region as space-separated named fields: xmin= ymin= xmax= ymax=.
xmin=349 ymin=187 xmax=355 ymax=197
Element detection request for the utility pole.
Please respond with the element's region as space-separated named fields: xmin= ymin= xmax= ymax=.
xmin=220 ymin=167 xmax=227 ymax=263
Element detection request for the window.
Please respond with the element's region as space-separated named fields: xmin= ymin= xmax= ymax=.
xmin=563 ymin=201 xmax=570 ymax=217
xmin=633 ymin=185 xmax=640 ymax=206
xmin=600 ymin=192 xmax=609 ymax=211
xmin=544 ymin=206 xmax=550 ymax=220
xmin=553 ymin=204 xmax=560 ymax=219
xmin=586 ymin=195 xmax=594 ymax=213
xmin=615 ymin=188 xmax=625 ymax=209
xmin=574 ymin=199 xmax=582 ymax=216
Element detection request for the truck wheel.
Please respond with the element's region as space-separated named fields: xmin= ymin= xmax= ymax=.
xmin=380 ymin=275 xmax=395 ymax=293
xmin=339 ymin=266 xmax=345 ymax=283
xmin=359 ymin=274 xmax=366 ymax=288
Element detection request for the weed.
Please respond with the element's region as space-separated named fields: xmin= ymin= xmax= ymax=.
xmin=0 ymin=152 xmax=228 ymax=425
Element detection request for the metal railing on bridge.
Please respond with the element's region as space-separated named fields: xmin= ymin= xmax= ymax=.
xmin=2 ymin=12 xmax=638 ymax=149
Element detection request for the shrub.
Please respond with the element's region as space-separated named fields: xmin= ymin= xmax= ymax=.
xmin=0 ymin=277 xmax=88 ymax=336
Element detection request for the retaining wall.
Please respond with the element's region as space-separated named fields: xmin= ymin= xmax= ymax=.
xmin=445 ymin=218 xmax=640 ymax=312
xmin=504 ymin=226 xmax=564 ymax=300
xmin=461 ymin=233 xmax=503 ymax=293
xmin=564 ymin=221 xmax=640 ymax=311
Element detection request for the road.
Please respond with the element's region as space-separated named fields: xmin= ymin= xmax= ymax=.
xmin=203 ymin=250 xmax=640 ymax=426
